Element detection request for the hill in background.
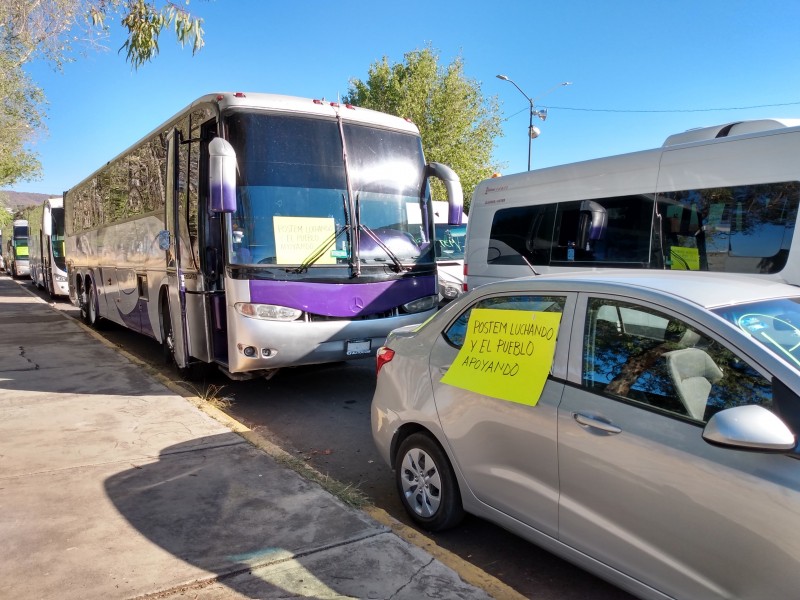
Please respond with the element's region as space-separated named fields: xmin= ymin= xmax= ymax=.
xmin=1 ymin=191 xmax=59 ymax=213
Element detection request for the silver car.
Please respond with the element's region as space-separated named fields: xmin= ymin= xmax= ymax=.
xmin=371 ymin=270 xmax=800 ymax=600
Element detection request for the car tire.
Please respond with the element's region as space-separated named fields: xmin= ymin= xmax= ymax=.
xmin=395 ymin=432 xmax=465 ymax=531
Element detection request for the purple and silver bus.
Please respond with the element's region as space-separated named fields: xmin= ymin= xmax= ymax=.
xmin=65 ymin=92 xmax=463 ymax=379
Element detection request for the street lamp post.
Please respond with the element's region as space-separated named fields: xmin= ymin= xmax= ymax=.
xmin=496 ymin=75 xmax=571 ymax=171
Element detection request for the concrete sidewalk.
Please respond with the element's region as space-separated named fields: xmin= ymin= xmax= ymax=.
xmin=0 ymin=274 xmax=498 ymax=600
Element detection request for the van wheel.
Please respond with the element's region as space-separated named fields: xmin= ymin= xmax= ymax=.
xmin=395 ymin=432 xmax=464 ymax=531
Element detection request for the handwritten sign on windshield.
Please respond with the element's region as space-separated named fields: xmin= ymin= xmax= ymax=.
xmin=441 ymin=308 xmax=561 ymax=406
xmin=273 ymin=216 xmax=336 ymax=265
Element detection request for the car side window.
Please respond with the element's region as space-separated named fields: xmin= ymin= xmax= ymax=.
xmin=583 ymin=298 xmax=773 ymax=422
xmin=443 ymin=295 xmax=567 ymax=349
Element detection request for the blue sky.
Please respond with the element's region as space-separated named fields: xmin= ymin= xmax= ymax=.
xmin=11 ymin=0 xmax=800 ymax=196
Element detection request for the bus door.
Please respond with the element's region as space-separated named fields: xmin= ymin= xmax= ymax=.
xmin=198 ymin=121 xmax=228 ymax=365
xmin=164 ymin=129 xmax=191 ymax=368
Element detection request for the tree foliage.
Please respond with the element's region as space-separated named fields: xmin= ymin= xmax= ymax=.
xmin=0 ymin=1 xmax=204 ymax=188
xmin=344 ymin=46 xmax=503 ymax=210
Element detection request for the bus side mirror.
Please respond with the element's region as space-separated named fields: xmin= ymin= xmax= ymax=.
xmin=43 ymin=213 xmax=52 ymax=237
xmin=427 ymin=162 xmax=464 ymax=225
xmin=157 ymin=230 xmax=170 ymax=251
xmin=208 ymin=138 xmax=238 ymax=214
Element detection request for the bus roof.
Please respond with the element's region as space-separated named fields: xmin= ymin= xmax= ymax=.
xmin=201 ymin=92 xmax=420 ymax=134
xmin=65 ymin=92 xmax=421 ymax=194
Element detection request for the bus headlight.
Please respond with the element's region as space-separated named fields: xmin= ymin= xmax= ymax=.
xmin=402 ymin=295 xmax=438 ymax=314
xmin=55 ymin=274 xmax=68 ymax=283
xmin=235 ymin=302 xmax=302 ymax=321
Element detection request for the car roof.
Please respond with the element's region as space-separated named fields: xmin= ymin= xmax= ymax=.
xmin=473 ymin=270 xmax=800 ymax=309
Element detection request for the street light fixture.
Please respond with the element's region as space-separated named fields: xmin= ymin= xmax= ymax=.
xmin=496 ymin=75 xmax=571 ymax=171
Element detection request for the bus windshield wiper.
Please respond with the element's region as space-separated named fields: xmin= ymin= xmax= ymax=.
xmin=356 ymin=193 xmax=407 ymax=273
xmin=289 ymin=224 xmax=348 ymax=274
xmin=336 ymin=109 xmax=360 ymax=276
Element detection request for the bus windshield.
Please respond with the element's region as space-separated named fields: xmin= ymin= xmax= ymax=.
xmin=225 ymin=111 xmax=432 ymax=270
xmin=51 ymin=207 xmax=67 ymax=270
xmin=13 ymin=225 xmax=28 ymax=259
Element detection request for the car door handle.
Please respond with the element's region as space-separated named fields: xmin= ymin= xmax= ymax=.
xmin=573 ymin=412 xmax=622 ymax=434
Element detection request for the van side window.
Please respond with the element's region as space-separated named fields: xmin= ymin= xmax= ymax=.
xmin=657 ymin=182 xmax=799 ymax=274
xmin=488 ymin=195 xmax=656 ymax=267
xmin=484 ymin=182 xmax=799 ymax=276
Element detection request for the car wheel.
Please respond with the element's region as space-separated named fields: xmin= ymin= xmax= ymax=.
xmin=395 ymin=432 xmax=464 ymax=531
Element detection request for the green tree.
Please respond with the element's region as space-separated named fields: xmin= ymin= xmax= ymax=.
xmin=0 ymin=0 xmax=204 ymax=188
xmin=344 ymin=45 xmax=503 ymax=211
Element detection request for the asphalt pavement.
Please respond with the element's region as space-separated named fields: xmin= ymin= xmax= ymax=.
xmin=0 ymin=274 xmax=511 ymax=600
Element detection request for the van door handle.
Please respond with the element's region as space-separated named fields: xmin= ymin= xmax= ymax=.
xmin=573 ymin=412 xmax=622 ymax=434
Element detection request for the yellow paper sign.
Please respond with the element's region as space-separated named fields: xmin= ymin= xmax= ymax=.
xmin=273 ymin=216 xmax=336 ymax=265
xmin=670 ymin=246 xmax=700 ymax=270
xmin=440 ymin=308 xmax=561 ymax=406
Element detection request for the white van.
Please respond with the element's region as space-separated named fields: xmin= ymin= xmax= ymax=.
xmin=465 ymin=119 xmax=800 ymax=290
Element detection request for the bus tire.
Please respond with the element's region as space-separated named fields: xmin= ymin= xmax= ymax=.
xmin=86 ymin=280 xmax=103 ymax=329
xmin=79 ymin=281 xmax=90 ymax=324
xmin=160 ymin=297 xmax=175 ymax=367
xmin=160 ymin=296 xmax=206 ymax=381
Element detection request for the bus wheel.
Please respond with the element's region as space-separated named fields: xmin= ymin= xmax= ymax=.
xmin=79 ymin=282 xmax=90 ymax=324
xmin=86 ymin=281 xmax=103 ymax=328
xmin=160 ymin=298 xmax=206 ymax=381
xmin=160 ymin=299 xmax=176 ymax=367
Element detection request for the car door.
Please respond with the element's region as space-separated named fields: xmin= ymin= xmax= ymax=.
xmin=557 ymin=293 xmax=800 ymax=600
xmin=428 ymin=291 xmax=575 ymax=538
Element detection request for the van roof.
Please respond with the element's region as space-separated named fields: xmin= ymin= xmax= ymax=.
xmin=662 ymin=119 xmax=800 ymax=146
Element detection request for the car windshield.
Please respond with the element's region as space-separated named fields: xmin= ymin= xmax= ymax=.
xmin=712 ymin=297 xmax=800 ymax=370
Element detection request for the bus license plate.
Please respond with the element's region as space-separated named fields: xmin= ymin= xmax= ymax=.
xmin=346 ymin=339 xmax=371 ymax=356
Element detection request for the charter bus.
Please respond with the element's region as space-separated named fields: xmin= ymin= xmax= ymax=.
xmin=65 ymin=92 xmax=463 ymax=379
xmin=466 ymin=119 xmax=800 ymax=290
xmin=29 ymin=197 xmax=68 ymax=297
xmin=4 ymin=219 xmax=30 ymax=279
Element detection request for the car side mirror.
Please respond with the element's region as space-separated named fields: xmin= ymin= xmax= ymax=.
xmin=703 ymin=404 xmax=796 ymax=451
